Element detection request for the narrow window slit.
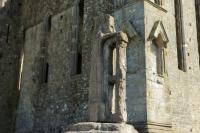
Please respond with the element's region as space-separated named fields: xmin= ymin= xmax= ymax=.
xmin=47 ymin=15 xmax=52 ymax=33
xmin=6 ymin=24 xmax=10 ymax=43
xmin=76 ymin=52 xmax=82 ymax=74
xmin=44 ymin=63 xmax=49 ymax=83
xmin=71 ymin=0 xmax=84 ymax=75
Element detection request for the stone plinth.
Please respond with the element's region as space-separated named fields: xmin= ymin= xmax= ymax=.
xmin=65 ymin=122 xmax=138 ymax=133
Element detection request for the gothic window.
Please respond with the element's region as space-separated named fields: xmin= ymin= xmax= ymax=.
xmin=148 ymin=21 xmax=169 ymax=77
xmin=195 ymin=0 xmax=200 ymax=66
xmin=175 ymin=0 xmax=187 ymax=71
xmin=154 ymin=0 xmax=163 ymax=6
xmin=152 ymin=36 xmax=166 ymax=77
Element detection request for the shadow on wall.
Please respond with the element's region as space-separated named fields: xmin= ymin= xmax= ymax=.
xmin=0 ymin=0 xmax=21 ymax=133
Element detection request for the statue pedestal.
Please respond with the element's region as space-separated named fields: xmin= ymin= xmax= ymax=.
xmin=65 ymin=122 xmax=138 ymax=133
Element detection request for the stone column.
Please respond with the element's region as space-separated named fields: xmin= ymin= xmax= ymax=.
xmin=102 ymin=32 xmax=128 ymax=123
xmin=115 ymin=32 xmax=128 ymax=122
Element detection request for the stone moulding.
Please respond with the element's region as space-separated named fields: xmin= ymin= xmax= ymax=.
xmin=64 ymin=122 xmax=138 ymax=133
xmin=134 ymin=122 xmax=172 ymax=133
xmin=122 ymin=20 xmax=139 ymax=40
xmin=148 ymin=20 xmax=169 ymax=47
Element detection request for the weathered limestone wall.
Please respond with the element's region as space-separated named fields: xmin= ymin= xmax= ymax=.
xmin=145 ymin=0 xmax=200 ymax=133
xmin=144 ymin=0 xmax=173 ymax=125
xmin=0 ymin=7 xmax=14 ymax=133
xmin=0 ymin=0 xmax=200 ymax=133
xmin=0 ymin=0 xmax=22 ymax=133
xmin=16 ymin=0 xmax=93 ymax=132
xmin=170 ymin=0 xmax=200 ymax=132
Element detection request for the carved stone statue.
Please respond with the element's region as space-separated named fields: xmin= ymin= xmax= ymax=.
xmin=88 ymin=14 xmax=128 ymax=123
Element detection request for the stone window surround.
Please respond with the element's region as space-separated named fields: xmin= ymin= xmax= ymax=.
xmin=153 ymin=38 xmax=166 ymax=77
xmin=148 ymin=20 xmax=169 ymax=77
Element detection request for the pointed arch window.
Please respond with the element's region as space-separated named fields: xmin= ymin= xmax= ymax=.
xmin=149 ymin=21 xmax=169 ymax=77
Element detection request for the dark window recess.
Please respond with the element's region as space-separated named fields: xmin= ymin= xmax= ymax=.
xmin=76 ymin=52 xmax=82 ymax=74
xmin=40 ymin=59 xmax=49 ymax=83
xmin=175 ymin=0 xmax=187 ymax=71
xmin=76 ymin=0 xmax=84 ymax=74
xmin=60 ymin=15 xmax=63 ymax=20
xmin=0 ymin=52 xmax=3 ymax=59
xmin=79 ymin=0 xmax=84 ymax=27
xmin=47 ymin=16 xmax=52 ymax=33
xmin=154 ymin=0 xmax=162 ymax=6
xmin=152 ymin=40 xmax=166 ymax=76
xmin=23 ymin=29 xmax=26 ymax=42
xmin=6 ymin=24 xmax=10 ymax=43
xmin=44 ymin=63 xmax=49 ymax=83
xmin=71 ymin=0 xmax=84 ymax=75
xmin=78 ymin=0 xmax=84 ymax=45
xmin=18 ymin=3 xmax=22 ymax=6
xmin=195 ymin=0 xmax=200 ymax=66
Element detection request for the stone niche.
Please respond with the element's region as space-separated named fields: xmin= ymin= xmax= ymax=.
xmin=65 ymin=14 xmax=138 ymax=133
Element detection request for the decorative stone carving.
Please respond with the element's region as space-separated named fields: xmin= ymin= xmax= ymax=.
xmin=65 ymin=14 xmax=138 ymax=133
xmin=65 ymin=122 xmax=137 ymax=133
xmin=122 ymin=20 xmax=139 ymax=39
xmin=88 ymin=14 xmax=128 ymax=123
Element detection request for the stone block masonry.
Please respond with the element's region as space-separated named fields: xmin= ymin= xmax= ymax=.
xmin=0 ymin=0 xmax=200 ymax=133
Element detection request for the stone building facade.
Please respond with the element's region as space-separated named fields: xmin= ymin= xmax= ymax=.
xmin=0 ymin=0 xmax=200 ymax=133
